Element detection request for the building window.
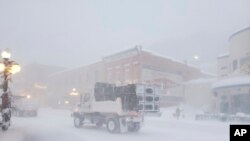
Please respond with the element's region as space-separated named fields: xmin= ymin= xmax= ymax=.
xmin=124 ymin=63 xmax=130 ymax=67
xmin=221 ymin=66 xmax=227 ymax=70
xmin=161 ymin=82 xmax=165 ymax=90
xmin=125 ymin=69 xmax=130 ymax=82
xmin=133 ymin=61 xmax=138 ymax=65
xmin=107 ymin=71 xmax=112 ymax=83
xmin=95 ymin=70 xmax=99 ymax=81
xmin=133 ymin=63 xmax=139 ymax=81
xmin=232 ymin=60 xmax=238 ymax=71
xmin=116 ymin=70 xmax=121 ymax=82
xmin=221 ymin=74 xmax=228 ymax=77
xmin=240 ymin=56 xmax=250 ymax=66
xmin=221 ymin=95 xmax=227 ymax=101
xmin=86 ymin=72 xmax=90 ymax=82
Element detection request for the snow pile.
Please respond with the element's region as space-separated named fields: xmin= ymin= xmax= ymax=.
xmin=217 ymin=53 xmax=230 ymax=59
xmin=212 ymin=75 xmax=250 ymax=89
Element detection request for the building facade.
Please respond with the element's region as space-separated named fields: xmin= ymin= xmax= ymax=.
xmin=103 ymin=47 xmax=206 ymax=88
xmin=213 ymin=27 xmax=250 ymax=114
xmin=217 ymin=53 xmax=230 ymax=77
xmin=48 ymin=47 xmax=208 ymax=106
xmin=217 ymin=27 xmax=250 ymax=78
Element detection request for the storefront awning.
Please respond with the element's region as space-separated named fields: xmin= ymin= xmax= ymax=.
xmin=212 ymin=75 xmax=250 ymax=89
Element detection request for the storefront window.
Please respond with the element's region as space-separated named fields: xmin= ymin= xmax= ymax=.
xmin=232 ymin=60 xmax=238 ymax=71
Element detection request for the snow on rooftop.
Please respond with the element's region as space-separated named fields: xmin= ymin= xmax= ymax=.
xmin=217 ymin=53 xmax=230 ymax=59
xmin=200 ymin=71 xmax=217 ymax=77
xmin=103 ymin=47 xmax=205 ymax=71
xmin=103 ymin=46 xmax=141 ymax=58
xmin=186 ymin=78 xmax=217 ymax=84
xmin=49 ymin=59 xmax=102 ymax=77
xmin=103 ymin=46 xmax=188 ymax=66
xmin=49 ymin=47 xmax=215 ymax=77
xmin=142 ymin=49 xmax=204 ymax=71
xmin=143 ymin=50 xmax=220 ymax=77
xmin=142 ymin=49 xmax=185 ymax=64
xmin=212 ymin=75 xmax=250 ymax=89
xmin=229 ymin=26 xmax=250 ymax=41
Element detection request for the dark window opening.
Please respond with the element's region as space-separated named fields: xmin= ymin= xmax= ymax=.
xmin=232 ymin=60 xmax=238 ymax=71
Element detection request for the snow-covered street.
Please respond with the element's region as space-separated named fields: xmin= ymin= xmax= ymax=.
xmin=0 ymin=1 xmax=249 ymax=141
xmin=0 ymin=108 xmax=229 ymax=141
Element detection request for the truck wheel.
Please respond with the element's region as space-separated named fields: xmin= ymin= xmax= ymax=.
xmin=74 ymin=117 xmax=83 ymax=128
xmin=2 ymin=125 xmax=9 ymax=131
xmin=106 ymin=118 xmax=119 ymax=133
xmin=128 ymin=122 xmax=140 ymax=132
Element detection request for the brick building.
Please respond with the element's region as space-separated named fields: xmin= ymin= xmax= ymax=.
xmin=48 ymin=47 xmax=208 ymax=106
xmin=103 ymin=47 xmax=205 ymax=89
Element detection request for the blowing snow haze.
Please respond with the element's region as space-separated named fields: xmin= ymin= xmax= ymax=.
xmin=1 ymin=1 xmax=250 ymax=141
xmin=0 ymin=0 xmax=250 ymax=71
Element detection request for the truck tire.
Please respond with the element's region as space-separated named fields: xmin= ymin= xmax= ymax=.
xmin=2 ymin=125 xmax=9 ymax=131
xmin=74 ymin=117 xmax=83 ymax=128
xmin=106 ymin=118 xmax=119 ymax=133
xmin=128 ymin=122 xmax=140 ymax=132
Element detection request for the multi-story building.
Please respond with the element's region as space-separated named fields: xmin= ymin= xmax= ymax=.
xmin=12 ymin=63 xmax=65 ymax=106
xmin=229 ymin=27 xmax=250 ymax=72
xmin=47 ymin=61 xmax=105 ymax=106
xmin=103 ymin=47 xmax=205 ymax=87
xmin=217 ymin=27 xmax=250 ymax=78
xmin=48 ymin=47 xmax=208 ymax=107
xmin=213 ymin=26 xmax=250 ymax=114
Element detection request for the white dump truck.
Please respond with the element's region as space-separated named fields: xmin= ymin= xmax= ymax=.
xmin=72 ymin=83 xmax=144 ymax=133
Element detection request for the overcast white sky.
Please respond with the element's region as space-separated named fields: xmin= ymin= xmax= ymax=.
xmin=0 ymin=0 xmax=249 ymax=73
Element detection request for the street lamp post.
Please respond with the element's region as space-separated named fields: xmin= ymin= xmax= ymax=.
xmin=0 ymin=50 xmax=21 ymax=92
xmin=0 ymin=49 xmax=21 ymax=131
